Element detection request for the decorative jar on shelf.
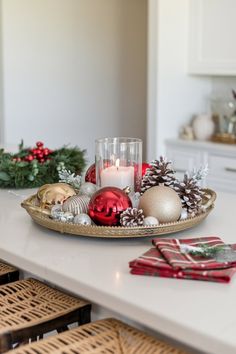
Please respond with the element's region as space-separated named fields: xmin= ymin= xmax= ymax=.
xmin=192 ymin=114 xmax=215 ymax=141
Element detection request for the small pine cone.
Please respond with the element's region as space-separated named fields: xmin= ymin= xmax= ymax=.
xmin=120 ymin=208 xmax=144 ymax=227
xmin=174 ymin=173 xmax=203 ymax=217
xmin=141 ymin=156 xmax=175 ymax=194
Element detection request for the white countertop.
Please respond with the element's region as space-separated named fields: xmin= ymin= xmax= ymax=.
xmin=1 ymin=189 xmax=236 ymax=354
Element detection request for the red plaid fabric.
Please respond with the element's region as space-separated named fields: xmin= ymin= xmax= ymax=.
xmin=153 ymin=237 xmax=236 ymax=270
xmin=129 ymin=237 xmax=236 ymax=283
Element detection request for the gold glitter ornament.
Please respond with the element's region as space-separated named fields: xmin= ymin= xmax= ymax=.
xmin=139 ymin=185 xmax=182 ymax=223
xmin=37 ymin=183 xmax=76 ymax=208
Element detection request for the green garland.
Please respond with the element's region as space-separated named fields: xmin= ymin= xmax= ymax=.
xmin=0 ymin=141 xmax=86 ymax=188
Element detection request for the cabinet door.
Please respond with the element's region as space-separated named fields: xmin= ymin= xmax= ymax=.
xmin=166 ymin=146 xmax=202 ymax=180
xmin=188 ymin=0 xmax=236 ymax=75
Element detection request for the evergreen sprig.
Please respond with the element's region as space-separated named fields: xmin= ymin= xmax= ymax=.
xmin=0 ymin=143 xmax=86 ymax=188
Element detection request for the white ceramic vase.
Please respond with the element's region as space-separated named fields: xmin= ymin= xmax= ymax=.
xmin=192 ymin=114 xmax=215 ymax=141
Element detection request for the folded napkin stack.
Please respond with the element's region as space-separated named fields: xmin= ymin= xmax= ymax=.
xmin=130 ymin=237 xmax=236 ymax=283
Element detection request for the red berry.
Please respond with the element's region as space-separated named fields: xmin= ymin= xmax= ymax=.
xmin=28 ymin=155 xmax=34 ymax=161
xmin=39 ymin=158 xmax=45 ymax=163
xmin=36 ymin=141 xmax=44 ymax=148
xmin=43 ymin=148 xmax=49 ymax=156
xmin=16 ymin=157 xmax=21 ymax=162
xmin=38 ymin=153 xmax=44 ymax=159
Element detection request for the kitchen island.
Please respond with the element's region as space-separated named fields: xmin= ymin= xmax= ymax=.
xmin=0 ymin=188 xmax=235 ymax=354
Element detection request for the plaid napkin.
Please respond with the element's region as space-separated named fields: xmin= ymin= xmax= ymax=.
xmin=153 ymin=236 xmax=236 ymax=270
xmin=129 ymin=237 xmax=236 ymax=283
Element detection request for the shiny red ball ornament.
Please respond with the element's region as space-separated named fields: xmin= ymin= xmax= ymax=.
xmin=142 ymin=162 xmax=151 ymax=177
xmin=88 ymin=187 xmax=132 ymax=226
xmin=85 ymin=163 xmax=96 ymax=184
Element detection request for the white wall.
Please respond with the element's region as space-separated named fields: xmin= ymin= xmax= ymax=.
xmin=148 ymin=0 xmax=212 ymax=160
xmin=1 ymin=0 xmax=147 ymax=164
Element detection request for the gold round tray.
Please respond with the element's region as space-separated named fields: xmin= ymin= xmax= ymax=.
xmin=21 ymin=188 xmax=216 ymax=239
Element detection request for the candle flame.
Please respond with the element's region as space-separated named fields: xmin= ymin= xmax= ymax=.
xmin=115 ymin=159 xmax=120 ymax=170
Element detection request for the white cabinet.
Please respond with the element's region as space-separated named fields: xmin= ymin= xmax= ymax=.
xmin=166 ymin=139 xmax=236 ymax=193
xmin=188 ymin=0 xmax=236 ymax=75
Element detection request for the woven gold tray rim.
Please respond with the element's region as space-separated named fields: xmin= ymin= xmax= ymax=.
xmin=21 ymin=189 xmax=216 ymax=238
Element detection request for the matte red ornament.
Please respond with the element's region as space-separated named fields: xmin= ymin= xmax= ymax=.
xmin=142 ymin=162 xmax=151 ymax=177
xmin=88 ymin=186 xmax=132 ymax=226
xmin=85 ymin=163 xmax=96 ymax=184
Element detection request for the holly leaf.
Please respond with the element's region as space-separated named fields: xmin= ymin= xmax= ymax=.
xmin=0 ymin=172 xmax=10 ymax=181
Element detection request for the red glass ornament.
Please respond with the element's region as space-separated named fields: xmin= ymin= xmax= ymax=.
xmin=85 ymin=163 xmax=96 ymax=184
xmin=142 ymin=162 xmax=151 ymax=177
xmin=88 ymin=187 xmax=132 ymax=226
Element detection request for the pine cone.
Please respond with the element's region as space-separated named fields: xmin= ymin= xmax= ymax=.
xmin=120 ymin=208 xmax=144 ymax=227
xmin=141 ymin=156 xmax=175 ymax=194
xmin=174 ymin=173 xmax=203 ymax=217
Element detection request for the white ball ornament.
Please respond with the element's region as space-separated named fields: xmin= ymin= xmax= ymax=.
xmin=74 ymin=213 xmax=92 ymax=226
xmin=143 ymin=216 xmax=159 ymax=226
xmin=79 ymin=182 xmax=97 ymax=197
xmin=180 ymin=209 xmax=188 ymax=220
xmin=139 ymin=185 xmax=182 ymax=223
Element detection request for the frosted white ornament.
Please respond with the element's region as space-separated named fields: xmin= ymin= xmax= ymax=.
xmin=180 ymin=209 xmax=188 ymax=220
xmin=74 ymin=213 xmax=92 ymax=226
xmin=143 ymin=216 xmax=159 ymax=226
xmin=79 ymin=182 xmax=97 ymax=197
xmin=62 ymin=195 xmax=90 ymax=215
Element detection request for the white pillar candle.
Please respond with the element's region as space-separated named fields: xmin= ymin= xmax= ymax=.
xmin=100 ymin=159 xmax=134 ymax=191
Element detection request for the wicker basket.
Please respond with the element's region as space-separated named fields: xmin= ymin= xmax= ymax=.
xmin=21 ymin=189 xmax=216 ymax=239
xmin=6 ymin=318 xmax=188 ymax=354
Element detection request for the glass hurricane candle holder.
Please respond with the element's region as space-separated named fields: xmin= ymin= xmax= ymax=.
xmin=95 ymin=137 xmax=142 ymax=192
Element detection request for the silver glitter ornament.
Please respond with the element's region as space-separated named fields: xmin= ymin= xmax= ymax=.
xmin=74 ymin=213 xmax=92 ymax=226
xmin=51 ymin=204 xmax=63 ymax=219
xmin=143 ymin=216 xmax=159 ymax=226
xmin=79 ymin=182 xmax=97 ymax=197
xmin=59 ymin=212 xmax=74 ymax=223
xmin=62 ymin=195 xmax=90 ymax=215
